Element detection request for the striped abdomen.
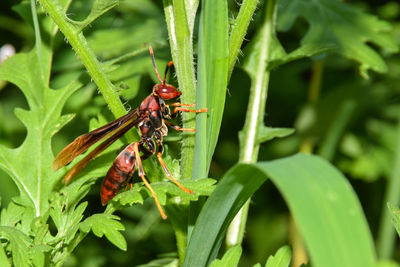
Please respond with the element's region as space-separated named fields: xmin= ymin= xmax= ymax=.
xmin=101 ymin=144 xmax=136 ymax=205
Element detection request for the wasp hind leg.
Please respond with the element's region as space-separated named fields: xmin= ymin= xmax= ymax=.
xmin=132 ymin=142 xmax=167 ymax=220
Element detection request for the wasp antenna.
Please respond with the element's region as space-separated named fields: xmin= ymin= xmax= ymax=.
xmin=149 ymin=46 xmax=163 ymax=84
xmin=163 ymin=61 xmax=173 ymax=84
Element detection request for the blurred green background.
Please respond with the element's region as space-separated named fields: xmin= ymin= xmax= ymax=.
xmin=0 ymin=0 xmax=399 ymax=266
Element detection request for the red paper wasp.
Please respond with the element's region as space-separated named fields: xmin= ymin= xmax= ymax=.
xmin=53 ymin=47 xmax=206 ymax=219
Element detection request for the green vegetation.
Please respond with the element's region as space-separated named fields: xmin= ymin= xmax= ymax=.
xmin=0 ymin=0 xmax=399 ymax=266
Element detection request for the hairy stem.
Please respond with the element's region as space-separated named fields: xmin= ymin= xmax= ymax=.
xmin=228 ymin=0 xmax=259 ymax=80
xmin=163 ymin=0 xmax=198 ymax=263
xmin=38 ymin=0 xmax=137 ymax=142
xmin=163 ymin=0 xmax=197 ymax=181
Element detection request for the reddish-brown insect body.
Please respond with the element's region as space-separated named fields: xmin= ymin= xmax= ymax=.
xmin=101 ymin=144 xmax=136 ymax=205
xmin=53 ymin=47 xmax=207 ymax=219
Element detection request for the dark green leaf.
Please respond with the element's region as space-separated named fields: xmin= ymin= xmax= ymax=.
xmin=80 ymin=214 xmax=126 ymax=250
xmin=195 ymin=0 xmax=229 ymax=173
xmin=255 ymin=127 xmax=294 ymax=144
xmin=184 ymin=154 xmax=376 ymax=267
xmin=277 ymin=0 xmax=399 ymax=78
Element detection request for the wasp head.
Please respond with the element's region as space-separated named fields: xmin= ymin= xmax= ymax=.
xmin=153 ymin=83 xmax=181 ymax=100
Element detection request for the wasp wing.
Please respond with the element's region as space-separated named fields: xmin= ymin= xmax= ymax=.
xmin=62 ymin=119 xmax=141 ymax=183
xmin=53 ymin=109 xmax=141 ymax=171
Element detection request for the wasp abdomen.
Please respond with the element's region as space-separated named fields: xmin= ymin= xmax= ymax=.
xmin=101 ymin=144 xmax=136 ymax=205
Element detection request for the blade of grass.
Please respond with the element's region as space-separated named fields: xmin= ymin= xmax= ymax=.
xmin=193 ymin=0 xmax=229 ymax=178
xmin=184 ymin=154 xmax=376 ymax=267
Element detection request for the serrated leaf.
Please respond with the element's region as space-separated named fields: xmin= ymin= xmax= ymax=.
xmin=108 ymin=178 xmax=216 ymax=211
xmin=80 ymin=214 xmax=126 ymax=250
xmin=30 ymin=244 xmax=51 ymax=267
xmin=265 ymin=245 xmax=291 ymax=267
xmin=0 ymin=199 xmax=26 ymax=227
xmin=209 ymin=245 xmax=242 ymax=267
xmin=243 ymin=28 xmax=333 ymax=76
xmin=0 ymin=49 xmax=82 ymax=217
xmin=72 ymin=0 xmax=119 ymax=31
xmin=277 ymin=0 xmax=399 ymax=78
xmin=0 ymin=226 xmax=31 ymax=267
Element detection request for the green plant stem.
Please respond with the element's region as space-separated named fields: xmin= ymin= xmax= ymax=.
xmin=163 ymin=0 xmax=197 ymax=181
xmin=38 ymin=0 xmax=137 ymax=142
xmin=31 ymin=0 xmax=43 ymax=76
xmin=226 ymin=0 xmax=277 ymax=249
xmin=228 ymin=0 xmax=259 ymax=80
xmin=376 ymin=117 xmax=400 ymax=259
xmin=163 ymin=1 xmax=198 ymax=264
xmin=299 ymin=60 xmax=324 ymax=154
xmin=308 ymin=60 xmax=324 ymax=105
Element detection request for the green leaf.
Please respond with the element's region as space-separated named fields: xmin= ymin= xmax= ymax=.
xmin=107 ymin=178 xmax=216 ymax=210
xmin=0 ymin=226 xmax=31 ymax=267
xmin=0 ymin=241 xmax=10 ymax=267
xmin=265 ymin=245 xmax=291 ymax=267
xmin=0 ymin=199 xmax=26 ymax=227
xmin=277 ymin=0 xmax=399 ymax=78
xmin=376 ymin=261 xmax=400 ymax=267
xmin=194 ymin=0 xmax=229 ymax=175
xmin=184 ymin=154 xmax=376 ymax=267
xmin=209 ymin=245 xmax=242 ymax=267
xmin=0 ymin=49 xmax=82 ymax=217
xmin=388 ymin=203 xmax=400 ymax=239
xmin=80 ymin=214 xmax=126 ymax=250
xmin=69 ymin=0 xmax=119 ymax=31
xmin=255 ymin=127 xmax=294 ymax=145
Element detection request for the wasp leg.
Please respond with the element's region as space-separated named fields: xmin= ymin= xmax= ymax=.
xmin=173 ymin=107 xmax=208 ymax=114
xmin=164 ymin=120 xmax=195 ymax=132
xmin=169 ymin=103 xmax=196 ymax=107
xmin=154 ymin=136 xmax=193 ymax=194
xmin=133 ymin=142 xmax=167 ymax=220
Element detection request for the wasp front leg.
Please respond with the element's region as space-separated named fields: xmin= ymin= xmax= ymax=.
xmin=169 ymin=102 xmax=208 ymax=114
